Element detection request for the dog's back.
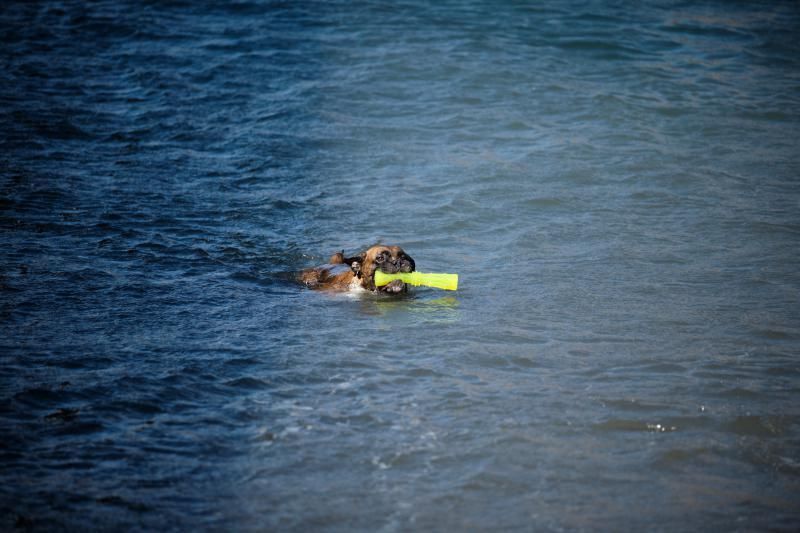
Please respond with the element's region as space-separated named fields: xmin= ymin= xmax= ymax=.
xmin=298 ymin=262 xmax=358 ymax=291
xmin=299 ymin=251 xmax=361 ymax=291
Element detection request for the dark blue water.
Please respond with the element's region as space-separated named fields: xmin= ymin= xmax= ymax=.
xmin=2 ymin=1 xmax=800 ymax=530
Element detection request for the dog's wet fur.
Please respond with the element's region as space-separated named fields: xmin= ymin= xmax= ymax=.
xmin=299 ymin=245 xmax=415 ymax=294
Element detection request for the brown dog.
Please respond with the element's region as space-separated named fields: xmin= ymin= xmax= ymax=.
xmin=299 ymin=245 xmax=416 ymax=293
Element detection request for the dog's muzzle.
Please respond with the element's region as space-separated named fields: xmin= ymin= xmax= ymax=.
xmin=379 ymin=257 xmax=415 ymax=275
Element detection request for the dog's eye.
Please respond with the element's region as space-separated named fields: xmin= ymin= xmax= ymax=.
xmin=375 ymin=254 xmax=385 ymax=263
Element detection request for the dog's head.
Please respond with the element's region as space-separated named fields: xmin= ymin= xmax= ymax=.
xmin=343 ymin=245 xmax=415 ymax=292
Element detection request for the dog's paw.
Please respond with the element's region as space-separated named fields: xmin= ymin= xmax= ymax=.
xmin=382 ymin=279 xmax=406 ymax=294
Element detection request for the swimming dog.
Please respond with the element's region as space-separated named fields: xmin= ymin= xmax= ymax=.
xmin=299 ymin=245 xmax=415 ymax=294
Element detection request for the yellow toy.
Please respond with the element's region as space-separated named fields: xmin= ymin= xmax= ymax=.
xmin=374 ymin=270 xmax=458 ymax=291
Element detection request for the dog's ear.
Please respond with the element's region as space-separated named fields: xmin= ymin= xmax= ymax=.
xmin=329 ymin=251 xmax=346 ymax=264
xmin=342 ymin=252 xmax=365 ymax=278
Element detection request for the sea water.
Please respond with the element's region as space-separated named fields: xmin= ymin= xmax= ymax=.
xmin=2 ymin=1 xmax=799 ymax=530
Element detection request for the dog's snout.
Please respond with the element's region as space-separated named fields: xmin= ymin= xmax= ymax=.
xmin=397 ymin=256 xmax=414 ymax=273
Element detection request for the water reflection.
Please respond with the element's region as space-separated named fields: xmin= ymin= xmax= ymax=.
xmin=356 ymin=293 xmax=462 ymax=324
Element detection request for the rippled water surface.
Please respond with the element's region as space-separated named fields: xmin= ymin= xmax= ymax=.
xmin=2 ymin=1 xmax=800 ymax=530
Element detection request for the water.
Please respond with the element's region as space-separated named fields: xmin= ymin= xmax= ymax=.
xmin=2 ymin=0 xmax=799 ymax=530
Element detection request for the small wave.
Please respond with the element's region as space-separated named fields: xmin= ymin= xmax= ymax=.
xmin=726 ymin=415 xmax=793 ymax=438
xmin=224 ymin=377 xmax=271 ymax=390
